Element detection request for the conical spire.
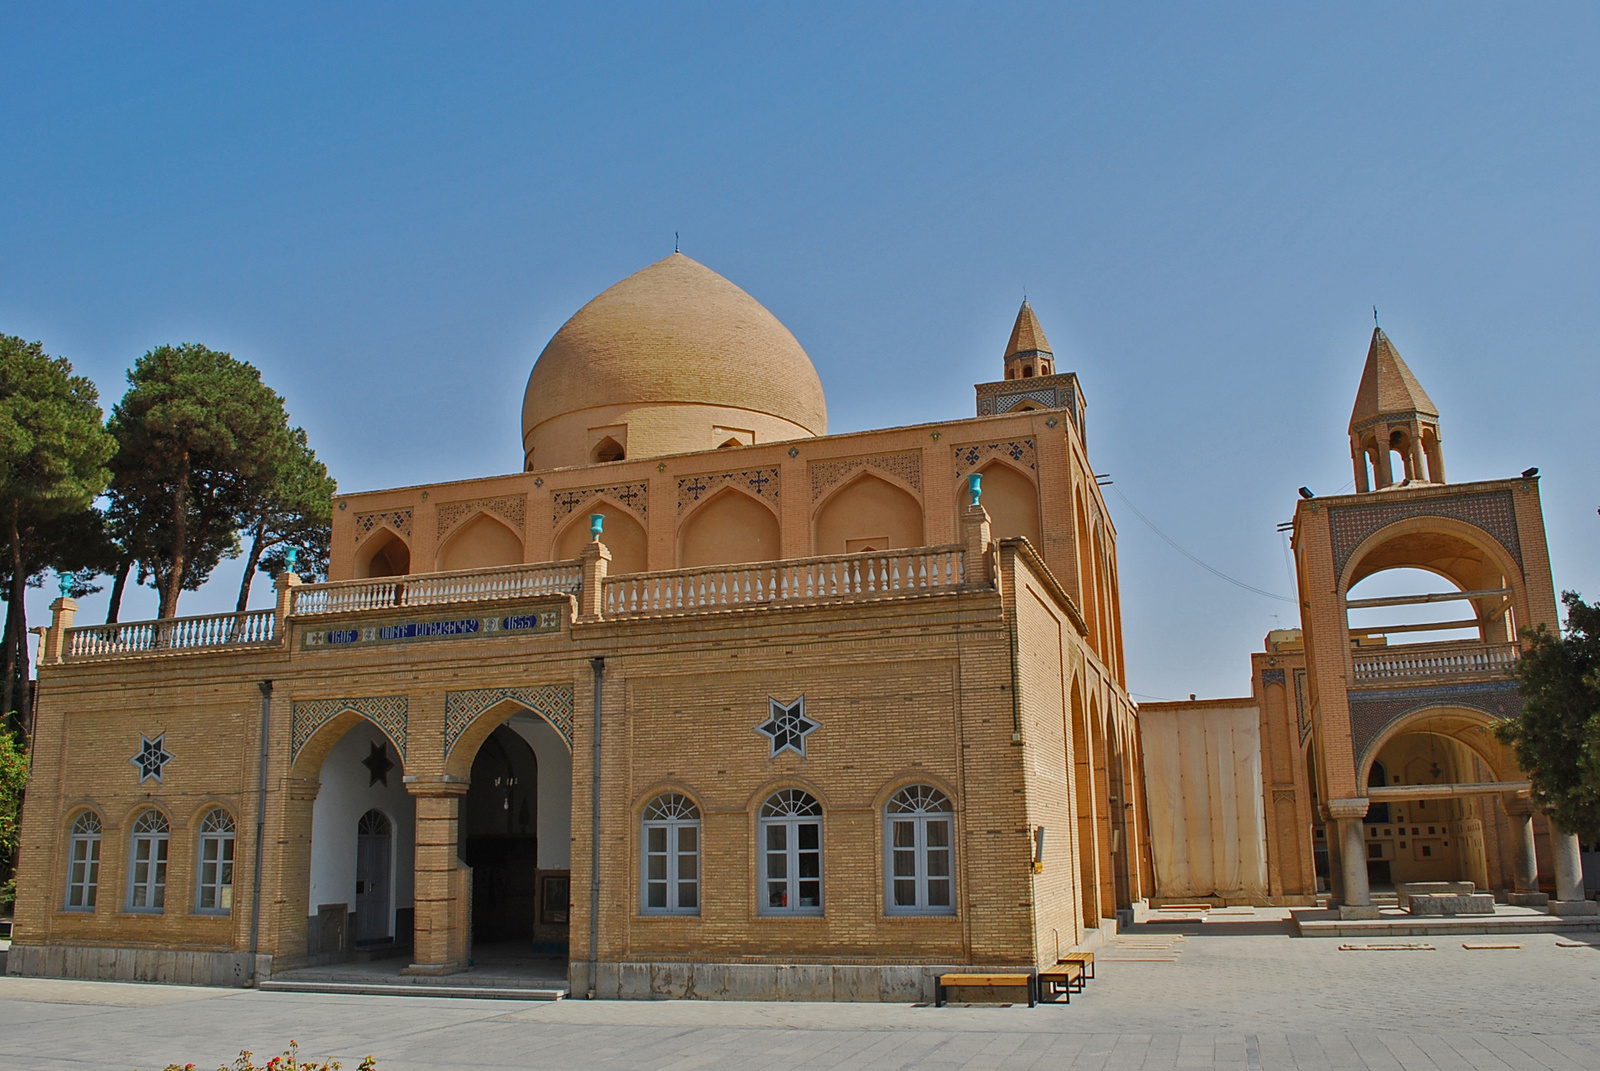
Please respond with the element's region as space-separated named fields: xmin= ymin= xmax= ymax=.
xmin=1349 ymin=327 xmax=1438 ymax=431
xmin=1004 ymin=299 xmax=1053 ymax=360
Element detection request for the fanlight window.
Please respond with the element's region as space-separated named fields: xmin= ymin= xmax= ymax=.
xmin=66 ymin=811 xmax=102 ymax=910
xmin=358 ymin=809 xmax=392 ymax=836
xmin=759 ymin=789 xmax=823 ymax=915
xmin=128 ymin=809 xmax=170 ymax=912
xmin=641 ymin=793 xmax=701 ymax=915
xmin=196 ymin=808 xmax=236 ymax=913
xmin=886 ymin=785 xmax=955 ymax=914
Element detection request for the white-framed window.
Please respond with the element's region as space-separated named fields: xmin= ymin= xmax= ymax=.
xmin=885 ymin=785 xmax=955 ymax=914
xmin=127 ymin=809 xmax=169 ymax=912
xmin=195 ymin=808 xmax=235 ymax=913
xmin=758 ymin=789 xmax=822 ymax=915
xmin=640 ymin=793 xmax=700 ymax=915
xmin=65 ymin=811 xmax=102 ymax=910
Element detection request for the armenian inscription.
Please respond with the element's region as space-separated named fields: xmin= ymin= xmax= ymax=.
xmin=302 ymin=608 xmax=561 ymax=650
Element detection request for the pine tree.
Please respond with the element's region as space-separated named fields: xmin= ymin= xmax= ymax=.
xmin=0 ymin=336 xmax=114 ymax=723
xmin=108 ymin=344 xmax=294 ymax=618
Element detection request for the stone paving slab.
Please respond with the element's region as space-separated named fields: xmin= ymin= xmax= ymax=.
xmin=0 ymin=916 xmax=1597 ymax=1069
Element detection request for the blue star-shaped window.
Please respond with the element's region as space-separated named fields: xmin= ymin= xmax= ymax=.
xmin=755 ymin=696 xmax=818 ymax=758
xmin=130 ymin=733 xmax=174 ymax=784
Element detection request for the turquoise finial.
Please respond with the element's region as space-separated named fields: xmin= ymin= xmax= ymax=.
xmin=590 ymin=513 xmax=605 ymax=540
xmin=967 ymin=473 xmax=983 ymax=507
xmin=285 ymin=546 xmax=299 ymax=572
xmin=56 ymin=570 xmax=72 ymax=599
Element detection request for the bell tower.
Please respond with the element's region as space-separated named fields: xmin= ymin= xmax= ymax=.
xmin=1348 ymin=327 xmax=1446 ymax=491
xmin=1003 ymin=300 xmax=1056 ymax=380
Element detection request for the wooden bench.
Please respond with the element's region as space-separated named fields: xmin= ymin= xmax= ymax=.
xmin=935 ymin=972 xmax=1036 ymax=1007
xmin=1037 ymin=961 xmax=1084 ymax=1003
xmin=1058 ymin=950 xmax=1094 ymax=981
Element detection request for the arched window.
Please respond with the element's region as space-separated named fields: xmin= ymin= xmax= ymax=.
xmin=128 ymin=809 xmax=169 ymax=912
xmin=196 ymin=809 xmax=236 ymax=913
xmin=641 ymin=793 xmax=701 ymax=914
xmin=65 ymin=811 xmax=102 ymax=910
xmin=885 ymin=785 xmax=955 ymax=914
xmin=758 ymin=789 xmax=823 ymax=915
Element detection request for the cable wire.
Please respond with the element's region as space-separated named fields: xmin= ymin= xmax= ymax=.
xmin=1108 ymin=486 xmax=1296 ymax=604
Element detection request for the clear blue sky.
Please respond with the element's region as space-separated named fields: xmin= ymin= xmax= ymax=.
xmin=3 ymin=3 xmax=1596 ymax=701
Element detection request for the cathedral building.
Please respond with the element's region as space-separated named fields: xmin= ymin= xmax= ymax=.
xmin=8 ymin=253 xmax=1149 ymax=999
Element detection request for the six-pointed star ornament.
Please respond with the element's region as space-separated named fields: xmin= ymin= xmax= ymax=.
xmin=363 ymin=741 xmax=395 ymax=787
xmin=755 ymin=696 xmax=818 ymax=758
xmin=129 ymin=733 xmax=174 ymax=784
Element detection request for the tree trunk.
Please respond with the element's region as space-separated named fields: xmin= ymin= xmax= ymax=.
xmin=106 ymin=558 xmax=131 ymax=624
xmin=1 ymin=592 xmax=16 ymax=731
xmin=3 ymin=510 xmax=25 ymax=723
xmin=160 ymin=452 xmax=190 ymax=619
xmin=235 ymin=516 xmax=268 ymax=614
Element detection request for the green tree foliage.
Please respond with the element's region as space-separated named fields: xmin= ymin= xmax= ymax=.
xmin=0 ymin=722 xmax=26 ymax=915
xmin=0 ymin=509 xmax=113 ymax=735
xmin=108 ymin=344 xmax=294 ymax=618
xmin=235 ymin=426 xmax=336 ymax=612
xmin=1497 ymin=592 xmax=1600 ymax=842
xmin=0 ymin=336 xmax=115 ymax=721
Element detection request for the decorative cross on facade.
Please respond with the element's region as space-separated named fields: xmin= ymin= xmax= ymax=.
xmin=755 ymin=696 xmax=818 ymax=758
xmin=684 ymin=478 xmax=710 ymax=501
xmin=363 ymin=741 xmax=395 ymax=787
xmin=745 ymin=470 xmax=772 ymax=495
xmin=130 ymin=733 xmax=174 ymax=784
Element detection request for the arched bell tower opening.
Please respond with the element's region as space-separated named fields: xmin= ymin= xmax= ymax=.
xmin=1002 ymin=299 xmax=1055 ymax=381
xmin=1348 ymin=327 xmax=1446 ymax=492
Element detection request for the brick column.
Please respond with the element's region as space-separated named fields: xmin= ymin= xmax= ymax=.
xmin=578 ymin=531 xmax=611 ymax=622
xmin=961 ymin=489 xmax=993 ymax=588
xmin=1327 ymin=798 xmax=1377 ymax=918
xmin=275 ymin=572 xmax=302 ymax=637
xmin=42 ymin=597 xmax=76 ymax=664
xmin=403 ymin=778 xmax=471 ymax=976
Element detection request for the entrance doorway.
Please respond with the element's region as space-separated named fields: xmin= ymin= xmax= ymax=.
xmin=356 ymin=809 xmax=393 ymax=943
xmin=456 ymin=708 xmax=574 ymax=972
xmin=463 ymin=727 xmax=541 ymax=942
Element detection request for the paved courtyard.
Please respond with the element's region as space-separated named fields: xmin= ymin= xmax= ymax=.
xmin=3 ymin=913 xmax=1599 ymax=1070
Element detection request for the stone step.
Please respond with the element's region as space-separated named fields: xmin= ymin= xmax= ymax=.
xmin=258 ymin=979 xmax=566 ymax=1000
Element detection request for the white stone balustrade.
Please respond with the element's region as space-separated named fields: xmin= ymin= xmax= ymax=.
xmin=57 ymin=547 xmax=975 ymax=660
xmin=289 ymin=561 xmax=584 ymax=616
xmin=1351 ymin=640 xmax=1519 ymax=682
xmin=65 ymin=609 xmax=278 ymax=659
xmin=603 ymin=546 xmax=967 ymax=618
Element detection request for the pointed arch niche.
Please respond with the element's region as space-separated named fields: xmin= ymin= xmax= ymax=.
xmin=356 ymin=529 xmax=410 ymax=578
xmin=812 ymin=473 xmax=923 ymax=556
xmin=436 ymin=513 xmax=524 ymax=573
xmin=960 ymin=462 xmax=1041 ymax=549
xmin=554 ymin=502 xmax=647 ymax=574
xmin=679 ymin=488 xmax=781 ymax=568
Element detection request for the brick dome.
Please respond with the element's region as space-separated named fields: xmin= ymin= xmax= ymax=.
xmin=521 ymin=253 xmax=828 ymax=469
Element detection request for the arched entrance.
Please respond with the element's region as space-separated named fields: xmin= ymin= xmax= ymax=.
xmin=304 ymin=721 xmax=416 ymax=959
xmin=449 ymin=701 xmax=574 ymax=972
xmin=1359 ymin=707 xmax=1521 ymax=895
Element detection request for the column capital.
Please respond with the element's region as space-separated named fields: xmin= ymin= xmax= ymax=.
xmin=1502 ymin=794 xmax=1536 ymax=817
xmin=1326 ymin=797 xmax=1370 ymax=820
xmin=404 ymin=774 xmax=470 ymax=798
